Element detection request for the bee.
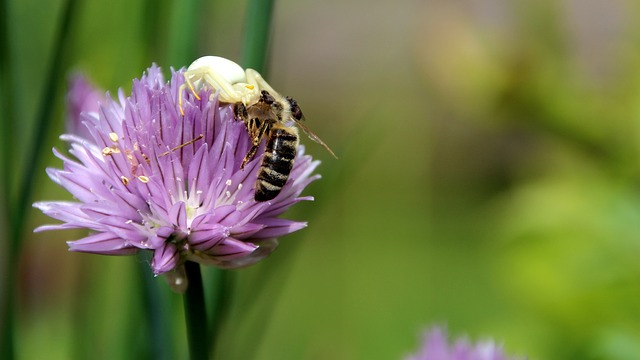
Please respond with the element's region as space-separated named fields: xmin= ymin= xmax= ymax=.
xmin=180 ymin=56 xmax=337 ymax=201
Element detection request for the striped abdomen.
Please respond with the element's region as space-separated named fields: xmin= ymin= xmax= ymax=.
xmin=255 ymin=127 xmax=299 ymax=201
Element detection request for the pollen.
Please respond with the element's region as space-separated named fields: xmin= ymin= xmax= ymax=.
xmin=120 ymin=176 xmax=130 ymax=185
xmin=109 ymin=132 xmax=119 ymax=142
xmin=226 ymin=179 xmax=232 ymax=186
xmin=137 ymin=175 xmax=150 ymax=183
xmin=102 ymin=146 xmax=120 ymax=156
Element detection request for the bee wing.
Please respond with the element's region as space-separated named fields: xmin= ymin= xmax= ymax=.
xmin=293 ymin=118 xmax=338 ymax=159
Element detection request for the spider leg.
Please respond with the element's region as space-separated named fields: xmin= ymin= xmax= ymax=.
xmin=201 ymin=71 xmax=247 ymax=104
xmin=245 ymin=69 xmax=280 ymax=97
xmin=179 ymin=82 xmax=187 ymax=116
xmin=185 ymin=75 xmax=201 ymax=100
xmin=179 ymin=74 xmax=202 ymax=116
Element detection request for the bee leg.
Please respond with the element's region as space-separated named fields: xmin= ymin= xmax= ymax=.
xmin=233 ymin=103 xmax=247 ymax=121
xmin=241 ymin=144 xmax=259 ymax=169
xmin=240 ymin=120 xmax=271 ymax=169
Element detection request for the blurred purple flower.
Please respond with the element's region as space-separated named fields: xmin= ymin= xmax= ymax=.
xmin=34 ymin=65 xmax=319 ymax=290
xmin=405 ymin=326 xmax=525 ymax=360
xmin=66 ymin=73 xmax=104 ymax=140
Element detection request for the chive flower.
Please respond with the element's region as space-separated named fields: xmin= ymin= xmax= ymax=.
xmin=66 ymin=73 xmax=103 ymax=140
xmin=406 ymin=326 xmax=525 ymax=360
xmin=34 ymin=65 xmax=319 ymax=289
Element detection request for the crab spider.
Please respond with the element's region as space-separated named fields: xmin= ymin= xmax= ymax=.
xmin=179 ymin=56 xmax=270 ymax=115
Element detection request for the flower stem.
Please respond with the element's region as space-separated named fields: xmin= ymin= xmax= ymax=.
xmin=138 ymin=255 xmax=174 ymax=360
xmin=0 ymin=0 xmax=15 ymax=211
xmin=0 ymin=0 xmax=16 ymax=355
xmin=207 ymin=268 xmax=232 ymax=358
xmin=0 ymin=0 xmax=78 ymax=358
xmin=166 ymin=0 xmax=200 ymax=68
xmin=241 ymin=0 xmax=275 ymax=73
xmin=183 ymin=261 xmax=209 ymax=360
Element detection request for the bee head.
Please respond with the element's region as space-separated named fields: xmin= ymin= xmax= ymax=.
xmin=286 ymin=96 xmax=304 ymax=121
xmin=260 ymin=90 xmax=276 ymax=104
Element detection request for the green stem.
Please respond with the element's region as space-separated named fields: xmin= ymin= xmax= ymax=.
xmin=166 ymin=0 xmax=201 ymax=68
xmin=13 ymin=0 xmax=77 ymax=253
xmin=138 ymin=255 xmax=174 ymax=360
xmin=0 ymin=0 xmax=78 ymax=358
xmin=0 ymin=0 xmax=15 ymax=357
xmin=206 ymin=269 xmax=232 ymax=358
xmin=183 ymin=261 xmax=209 ymax=360
xmin=0 ymin=0 xmax=14 ymax=208
xmin=241 ymin=0 xmax=275 ymax=73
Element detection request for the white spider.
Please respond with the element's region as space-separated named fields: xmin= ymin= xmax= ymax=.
xmin=179 ymin=56 xmax=280 ymax=115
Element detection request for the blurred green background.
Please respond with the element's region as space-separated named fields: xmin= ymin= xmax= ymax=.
xmin=4 ymin=0 xmax=640 ymax=359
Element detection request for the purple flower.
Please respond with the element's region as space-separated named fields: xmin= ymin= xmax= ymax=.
xmin=34 ymin=65 xmax=320 ymax=290
xmin=66 ymin=73 xmax=104 ymax=140
xmin=405 ymin=326 xmax=525 ymax=360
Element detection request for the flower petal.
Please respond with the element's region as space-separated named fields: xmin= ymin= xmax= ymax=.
xmin=204 ymin=237 xmax=257 ymax=259
xmin=152 ymin=243 xmax=181 ymax=275
xmin=169 ymin=201 xmax=188 ymax=230
xmin=189 ymin=214 xmax=228 ymax=251
xmin=67 ymin=232 xmax=136 ymax=255
xmin=202 ymin=238 xmax=279 ymax=269
xmin=249 ymin=219 xmax=307 ymax=240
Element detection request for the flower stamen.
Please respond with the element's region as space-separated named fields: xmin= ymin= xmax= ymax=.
xmin=159 ymin=134 xmax=204 ymax=157
xmin=109 ymin=132 xmax=119 ymax=142
xmin=102 ymin=146 xmax=120 ymax=156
